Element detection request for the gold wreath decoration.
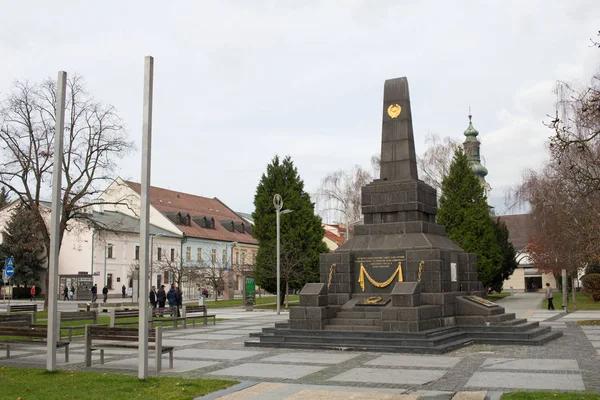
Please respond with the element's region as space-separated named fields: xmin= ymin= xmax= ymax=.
xmin=387 ymin=104 xmax=402 ymax=118
xmin=327 ymin=264 xmax=337 ymax=289
xmin=418 ymin=261 xmax=425 ymax=283
xmin=364 ymin=296 xmax=383 ymax=305
xmin=358 ymin=262 xmax=403 ymax=292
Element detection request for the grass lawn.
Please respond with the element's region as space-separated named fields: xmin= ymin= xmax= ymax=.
xmin=501 ymin=391 xmax=599 ymax=399
xmin=191 ymin=295 xmax=299 ymax=308
xmin=487 ymin=293 xmax=512 ymax=302
xmin=577 ymin=320 xmax=600 ymax=326
xmin=541 ymin=292 xmax=600 ymax=311
xmin=0 ymin=367 xmax=236 ymax=400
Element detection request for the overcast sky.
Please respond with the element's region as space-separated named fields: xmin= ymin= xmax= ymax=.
xmin=2 ymin=1 xmax=599 ymax=219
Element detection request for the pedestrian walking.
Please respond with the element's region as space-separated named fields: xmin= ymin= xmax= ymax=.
xmin=63 ymin=286 xmax=69 ymax=301
xmin=176 ymin=286 xmax=183 ymax=317
xmin=91 ymin=284 xmax=98 ymax=303
xmin=30 ymin=285 xmax=36 ymax=302
xmin=545 ymin=282 xmax=555 ymax=310
xmin=70 ymin=285 xmax=76 ymax=300
xmin=149 ymin=286 xmax=158 ymax=308
xmin=102 ymin=285 xmax=108 ymax=303
xmin=122 ymin=284 xmax=126 ymax=298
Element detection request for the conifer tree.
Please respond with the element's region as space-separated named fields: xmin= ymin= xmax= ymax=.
xmin=0 ymin=187 xmax=9 ymax=209
xmin=491 ymin=217 xmax=518 ymax=292
xmin=253 ymin=155 xmax=328 ymax=303
xmin=437 ymin=149 xmax=502 ymax=290
xmin=1 ymin=205 xmax=45 ymax=285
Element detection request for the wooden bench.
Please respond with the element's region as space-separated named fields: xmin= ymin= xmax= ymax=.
xmin=7 ymin=304 xmax=38 ymax=323
xmin=58 ymin=311 xmax=102 ymax=341
xmin=151 ymin=308 xmax=187 ymax=329
xmin=182 ymin=305 xmax=216 ymax=326
xmin=84 ymin=325 xmax=173 ymax=372
xmin=0 ymin=326 xmax=70 ymax=362
xmin=108 ymin=309 xmax=141 ymax=328
xmin=0 ymin=314 xmax=33 ymax=326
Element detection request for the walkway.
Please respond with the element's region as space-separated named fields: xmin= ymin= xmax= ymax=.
xmin=0 ymin=296 xmax=599 ymax=399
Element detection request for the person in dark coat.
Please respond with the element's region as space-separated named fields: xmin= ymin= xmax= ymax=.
xmin=157 ymin=285 xmax=167 ymax=316
xmin=102 ymin=286 xmax=109 ymax=303
xmin=91 ymin=284 xmax=98 ymax=303
xmin=176 ymin=286 xmax=183 ymax=317
xmin=149 ymin=286 xmax=157 ymax=308
xmin=63 ymin=286 xmax=69 ymax=301
xmin=166 ymin=284 xmax=178 ymax=316
xmin=122 ymin=285 xmax=126 ymax=298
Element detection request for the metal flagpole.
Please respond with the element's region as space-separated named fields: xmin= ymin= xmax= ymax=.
xmin=47 ymin=71 xmax=67 ymax=371
xmin=138 ymin=56 xmax=154 ymax=380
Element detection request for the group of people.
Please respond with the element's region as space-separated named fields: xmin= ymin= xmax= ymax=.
xmin=149 ymin=284 xmax=182 ymax=317
xmin=90 ymin=284 xmax=109 ymax=303
xmin=63 ymin=285 xmax=76 ymax=300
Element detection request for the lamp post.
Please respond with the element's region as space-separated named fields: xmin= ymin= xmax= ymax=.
xmin=273 ymin=194 xmax=293 ymax=315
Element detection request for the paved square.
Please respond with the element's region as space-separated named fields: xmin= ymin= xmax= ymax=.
xmin=366 ymin=355 xmax=461 ymax=368
xmin=183 ymin=333 xmax=244 ymax=341
xmin=481 ymin=358 xmax=579 ymax=371
xmin=589 ymin=342 xmax=600 ymax=348
xmin=466 ymin=372 xmax=585 ymax=390
xmin=0 ymin=352 xmax=84 ymax=365
xmin=173 ymin=349 xmax=264 ymax=360
xmin=586 ymin=335 xmax=600 ymax=341
xmin=261 ymin=352 xmax=359 ymax=365
xmin=101 ymin=357 xmax=219 ymax=373
xmin=287 ymin=389 xmax=419 ymax=400
xmin=210 ymin=362 xmax=327 ymax=379
xmin=328 ymin=367 xmax=447 ymax=385
xmin=208 ymin=329 xmax=252 ymax=336
xmin=162 ymin=338 xmax=207 ymax=347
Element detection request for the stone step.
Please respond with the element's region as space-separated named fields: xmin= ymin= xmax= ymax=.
xmin=336 ymin=311 xmax=381 ymax=319
xmin=324 ymin=325 xmax=382 ymax=332
xmin=468 ymin=326 xmax=551 ymax=340
xmin=501 ymin=318 xmax=529 ymax=326
xmin=473 ymin=329 xmax=563 ymax=346
xmin=329 ymin=318 xmax=379 ymax=326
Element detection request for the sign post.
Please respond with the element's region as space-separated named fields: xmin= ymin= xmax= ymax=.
xmin=4 ymin=257 xmax=14 ymax=307
xmin=244 ymin=276 xmax=255 ymax=311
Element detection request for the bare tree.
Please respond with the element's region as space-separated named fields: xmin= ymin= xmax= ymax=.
xmin=0 ymin=75 xmax=134 ymax=307
xmin=316 ymin=165 xmax=372 ymax=238
xmin=417 ymin=133 xmax=460 ymax=195
xmin=196 ymin=259 xmax=239 ymax=302
xmin=155 ymin=253 xmax=203 ymax=294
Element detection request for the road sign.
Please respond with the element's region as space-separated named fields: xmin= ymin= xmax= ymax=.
xmin=5 ymin=257 xmax=14 ymax=268
xmin=5 ymin=266 xmax=14 ymax=278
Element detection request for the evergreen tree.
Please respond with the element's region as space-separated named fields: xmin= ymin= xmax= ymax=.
xmin=491 ymin=217 xmax=518 ymax=292
xmin=252 ymin=155 xmax=328 ymax=303
xmin=437 ymin=149 xmax=502 ymax=290
xmin=1 ymin=205 xmax=45 ymax=285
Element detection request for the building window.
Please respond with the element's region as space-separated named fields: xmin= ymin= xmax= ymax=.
xmin=186 ymin=246 xmax=192 ymax=261
xmin=107 ymin=273 xmax=113 ymax=289
xmin=135 ymin=246 xmax=140 ymax=260
xmin=222 ymin=249 xmax=227 ymax=265
xmin=211 ymin=248 xmax=217 ymax=263
xmin=107 ymin=244 xmax=114 ymax=259
xmin=197 ymin=248 xmax=202 ymax=263
xmin=164 ymin=271 xmax=169 ymax=285
xmin=157 ymin=247 xmax=162 ymax=261
xmin=171 ymin=248 xmax=175 ymax=262
xmin=235 ymin=250 xmax=239 ymax=265
xmin=241 ymin=252 xmax=246 ymax=265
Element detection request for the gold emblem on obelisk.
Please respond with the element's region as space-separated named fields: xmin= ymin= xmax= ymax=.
xmin=387 ymin=104 xmax=401 ymax=118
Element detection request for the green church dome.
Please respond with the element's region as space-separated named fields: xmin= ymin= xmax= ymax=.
xmin=471 ymin=162 xmax=488 ymax=177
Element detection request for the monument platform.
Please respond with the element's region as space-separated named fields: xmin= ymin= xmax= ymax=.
xmin=248 ymin=77 xmax=562 ymax=352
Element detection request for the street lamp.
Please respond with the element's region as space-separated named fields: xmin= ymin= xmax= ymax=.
xmin=273 ymin=194 xmax=293 ymax=315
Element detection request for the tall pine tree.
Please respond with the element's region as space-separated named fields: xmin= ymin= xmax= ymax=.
xmin=437 ymin=149 xmax=502 ymax=290
xmin=252 ymin=156 xmax=327 ymax=303
xmin=491 ymin=217 xmax=518 ymax=292
xmin=1 ymin=205 xmax=46 ymax=285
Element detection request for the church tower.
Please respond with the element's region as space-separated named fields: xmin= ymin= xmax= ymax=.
xmin=462 ymin=112 xmax=491 ymax=198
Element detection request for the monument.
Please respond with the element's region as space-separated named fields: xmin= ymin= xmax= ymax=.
xmin=246 ymin=77 xmax=562 ymax=352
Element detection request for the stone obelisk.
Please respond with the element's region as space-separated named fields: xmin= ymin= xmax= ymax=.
xmin=380 ymin=77 xmax=418 ymax=182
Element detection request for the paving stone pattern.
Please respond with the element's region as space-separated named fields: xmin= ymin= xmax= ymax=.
xmin=0 ymin=310 xmax=599 ymax=396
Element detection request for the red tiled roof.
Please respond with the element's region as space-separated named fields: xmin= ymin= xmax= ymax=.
xmin=125 ymin=181 xmax=257 ymax=245
xmin=324 ymin=230 xmax=345 ymax=246
xmin=497 ymin=214 xmax=531 ymax=250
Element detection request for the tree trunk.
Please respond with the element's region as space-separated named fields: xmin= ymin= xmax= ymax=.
xmin=572 ymin=276 xmax=577 ymax=309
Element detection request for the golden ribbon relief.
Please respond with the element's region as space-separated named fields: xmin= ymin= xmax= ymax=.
xmin=358 ymin=262 xmax=403 ymax=292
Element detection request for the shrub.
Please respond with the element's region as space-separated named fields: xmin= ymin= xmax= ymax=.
xmin=581 ymin=273 xmax=600 ymax=302
xmin=8 ymin=286 xmax=43 ymax=299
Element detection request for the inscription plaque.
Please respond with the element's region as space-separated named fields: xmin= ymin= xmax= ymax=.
xmin=353 ymin=252 xmax=406 ymax=293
